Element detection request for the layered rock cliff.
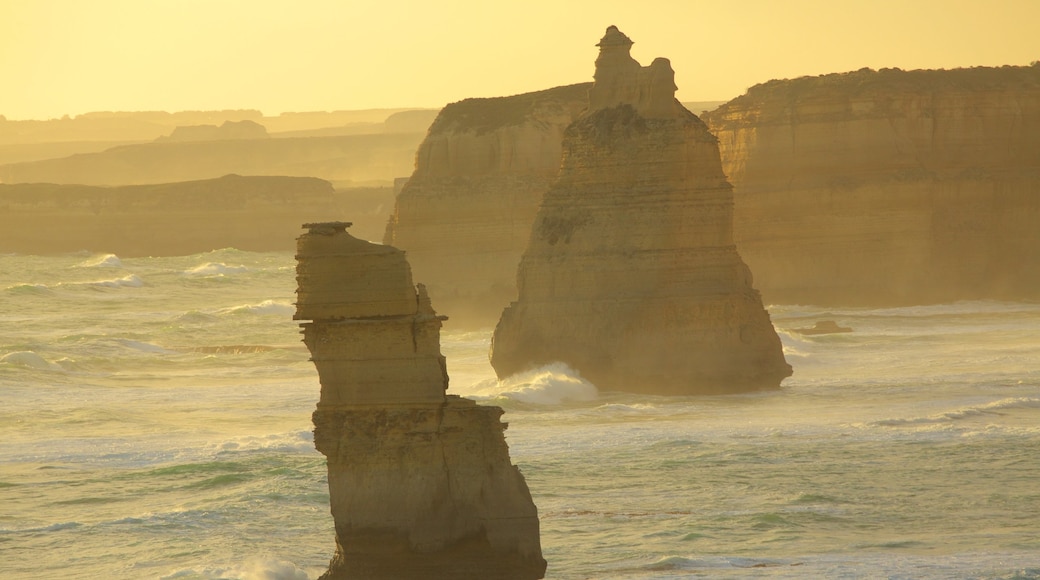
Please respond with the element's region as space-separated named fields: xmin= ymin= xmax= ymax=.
xmin=294 ymin=222 xmax=545 ymax=579
xmin=383 ymin=83 xmax=591 ymax=326
xmin=0 ymin=175 xmax=340 ymax=256
xmin=490 ymin=27 xmax=791 ymax=394
xmin=703 ymin=65 xmax=1040 ymax=305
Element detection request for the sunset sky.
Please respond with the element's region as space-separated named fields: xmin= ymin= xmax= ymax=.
xmin=2 ymin=0 xmax=1037 ymax=120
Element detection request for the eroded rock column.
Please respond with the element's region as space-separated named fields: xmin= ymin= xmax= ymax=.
xmin=491 ymin=27 xmax=792 ymax=395
xmin=295 ymin=222 xmax=546 ymax=579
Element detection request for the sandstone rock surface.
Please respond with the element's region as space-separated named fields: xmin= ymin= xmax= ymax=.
xmin=490 ymin=27 xmax=791 ymax=395
xmin=383 ymin=83 xmax=591 ymax=326
xmin=295 ymin=223 xmax=546 ymax=579
xmin=703 ymin=65 xmax=1040 ymax=305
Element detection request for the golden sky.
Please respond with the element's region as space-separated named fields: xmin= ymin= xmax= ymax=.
xmin=2 ymin=0 xmax=1038 ymax=120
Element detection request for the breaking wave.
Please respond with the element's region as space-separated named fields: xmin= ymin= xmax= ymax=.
xmin=184 ymin=262 xmax=250 ymax=277
xmin=218 ymin=299 xmax=295 ymax=316
xmin=874 ymin=397 xmax=1040 ymax=427
xmin=76 ymin=254 xmax=123 ymax=268
xmin=469 ymin=362 xmax=599 ymax=405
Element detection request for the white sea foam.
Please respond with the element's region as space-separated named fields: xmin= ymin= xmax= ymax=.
xmin=159 ymin=559 xmax=310 ymax=580
xmin=184 ymin=262 xmax=250 ymax=277
xmin=76 ymin=274 xmax=144 ymax=289
xmin=219 ymin=299 xmax=295 ymax=316
xmin=212 ymin=430 xmax=315 ymax=455
xmin=468 ymin=362 xmax=599 ymax=405
xmin=76 ymin=253 xmax=123 ymax=268
xmin=874 ymin=397 xmax=1040 ymax=427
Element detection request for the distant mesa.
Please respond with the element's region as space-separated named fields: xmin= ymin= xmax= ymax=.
xmin=489 ymin=26 xmax=792 ymax=395
xmin=792 ymin=321 xmax=853 ymax=335
xmin=156 ymin=119 xmax=269 ymax=142
xmin=295 ymin=223 xmax=546 ymax=579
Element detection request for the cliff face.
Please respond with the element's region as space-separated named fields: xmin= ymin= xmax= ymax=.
xmin=703 ymin=65 xmax=1040 ymax=305
xmin=490 ymin=27 xmax=791 ymax=395
xmin=0 ymin=175 xmax=340 ymax=256
xmin=383 ymin=83 xmax=591 ymax=326
xmin=294 ymin=223 xmax=545 ymax=580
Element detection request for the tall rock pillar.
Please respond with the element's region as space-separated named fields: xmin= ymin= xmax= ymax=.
xmin=295 ymin=222 xmax=546 ymax=579
xmin=491 ymin=27 xmax=792 ymax=394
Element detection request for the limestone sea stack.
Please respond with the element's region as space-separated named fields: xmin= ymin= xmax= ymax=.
xmin=294 ymin=222 xmax=546 ymax=580
xmin=703 ymin=65 xmax=1040 ymax=305
xmin=383 ymin=83 xmax=591 ymax=326
xmin=490 ymin=26 xmax=792 ymax=395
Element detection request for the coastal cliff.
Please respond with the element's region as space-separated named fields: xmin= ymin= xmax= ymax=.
xmin=490 ymin=27 xmax=791 ymax=394
xmin=0 ymin=175 xmax=341 ymax=256
xmin=383 ymin=83 xmax=591 ymax=326
xmin=703 ymin=65 xmax=1040 ymax=305
xmin=294 ymin=223 xmax=546 ymax=579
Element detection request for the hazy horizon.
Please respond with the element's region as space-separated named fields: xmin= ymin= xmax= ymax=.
xmin=2 ymin=0 xmax=1038 ymax=121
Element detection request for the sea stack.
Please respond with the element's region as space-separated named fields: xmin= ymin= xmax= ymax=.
xmin=490 ymin=26 xmax=791 ymax=394
xmin=295 ymin=222 xmax=546 ymax=580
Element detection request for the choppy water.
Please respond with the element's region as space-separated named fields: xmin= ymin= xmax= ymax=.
xmin=1 ymin=250 xmax=1038 ymax=579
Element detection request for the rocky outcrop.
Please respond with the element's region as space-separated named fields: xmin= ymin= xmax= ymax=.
xmin=490 ymin=27 xmax=791 ymax=395
xmin=294 ymin=222 xmax=545 ymax=580
xmin=383 ymin=83 xmax=591 ymax=326
xmin=703 ymin=65 xmax=1040 ymax=305
xmin=0 ymin=174 xmax=341 ymax=256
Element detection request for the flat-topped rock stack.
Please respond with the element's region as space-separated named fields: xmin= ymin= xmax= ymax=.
xmin=295 ymin=222 xmax=545 ymax=579
xmin=490 ymin=26 xmax=791 ymax=394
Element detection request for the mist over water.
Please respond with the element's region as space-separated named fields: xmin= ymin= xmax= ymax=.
xmin=2 ymin=251 xmax=1039 ymax=579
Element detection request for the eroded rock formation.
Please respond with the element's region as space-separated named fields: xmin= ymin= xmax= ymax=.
xmin=703 ymin=65 xmax=1040 ymax=305
xmin=383 ymin=83 xmax=591 ymax=326
xmin=294 ymin=222 xmax=545 ymax=579
xmin=490 ymin=27 xmax=791 ymax=394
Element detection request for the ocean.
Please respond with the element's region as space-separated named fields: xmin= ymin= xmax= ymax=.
xmin=1 ymin=250 xmax=1038 ymax=579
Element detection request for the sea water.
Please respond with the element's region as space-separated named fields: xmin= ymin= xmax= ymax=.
xmin=1 ymin=250 xmax=1038 ymax=579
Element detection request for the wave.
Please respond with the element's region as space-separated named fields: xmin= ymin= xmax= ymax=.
xmin=115 ymin=339 xmax=175 ymax=354
xmin=218 ymin=299 xmax=295 ymax=317
xmin=874 ymin=397 xmax=1040 ymax=427
xmin=76 ymin=253 xmax=122 ymax=268
xmin=211 ymin=430 xmax=315 ymax=455
xmin=3 ymin=282 xmax=52 ymax=294
xmin=159 ymin=559 xmax=310 ymax=580
xmin=467 ymin=362 xmax=599 ymax=405
xmin=643 ymin=555 xmax=796 ymax=571
xmin=0 ymin=351 xmax=64 ymax=371
xmin=184 ymin=262 xmax=250 ymax=277
xmin=56 ymin=274 xmax=144 ymax=289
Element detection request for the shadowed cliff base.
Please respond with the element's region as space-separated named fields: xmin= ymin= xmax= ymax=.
xmin=295 ymin=222 xmax=546 ymax=579
xmin=490 ymin=26 xmax=791 ymax=395
xmin=703 ymin=64 xmax=1040 ymax=306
